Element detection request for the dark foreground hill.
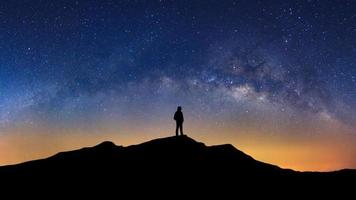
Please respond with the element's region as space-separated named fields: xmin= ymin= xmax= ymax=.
xmin=0 ymin=135 xmax=354 ymax=196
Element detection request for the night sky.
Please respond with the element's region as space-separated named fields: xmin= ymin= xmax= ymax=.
xmin=1 ymin=0 xmax=356 ymax=171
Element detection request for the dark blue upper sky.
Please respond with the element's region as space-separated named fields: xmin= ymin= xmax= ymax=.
xmin=0 ymin=0 xmax=356 ymax=129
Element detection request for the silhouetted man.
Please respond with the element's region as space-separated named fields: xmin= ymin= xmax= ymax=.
xmin=174 ymin=106 xmax=184 ymax=136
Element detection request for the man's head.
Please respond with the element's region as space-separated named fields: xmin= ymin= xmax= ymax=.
xmin=177 ymin=106 xmax=182 ymax=111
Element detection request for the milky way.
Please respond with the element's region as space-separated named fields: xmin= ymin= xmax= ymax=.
xmin=0 ymin=0 xmax=356 ymax=170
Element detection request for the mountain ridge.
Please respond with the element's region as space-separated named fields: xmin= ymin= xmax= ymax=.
xmin=0 ymin=135 xmax=354 ymax=195
xmin=1 ymin=135 xmax=353 ymax=172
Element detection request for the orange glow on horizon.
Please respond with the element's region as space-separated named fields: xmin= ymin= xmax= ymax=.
xmin=0 ymin=123 xmax=355 ymax=172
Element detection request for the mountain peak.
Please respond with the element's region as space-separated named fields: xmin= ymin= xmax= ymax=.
xmin=95 ymin=141 xmax=117 ymax=148
xmin=135 ymin=135 xmax=202 ymax=147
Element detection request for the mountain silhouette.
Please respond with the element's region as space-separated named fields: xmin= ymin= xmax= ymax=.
xmin=0 ymin=135 xmax=354 ymax=196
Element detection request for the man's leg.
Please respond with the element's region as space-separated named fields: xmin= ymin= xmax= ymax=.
xmin=176 ymin=122 xmax=179 ymax=136
xmin=180 ymin=123 xmax=184 ymax=135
